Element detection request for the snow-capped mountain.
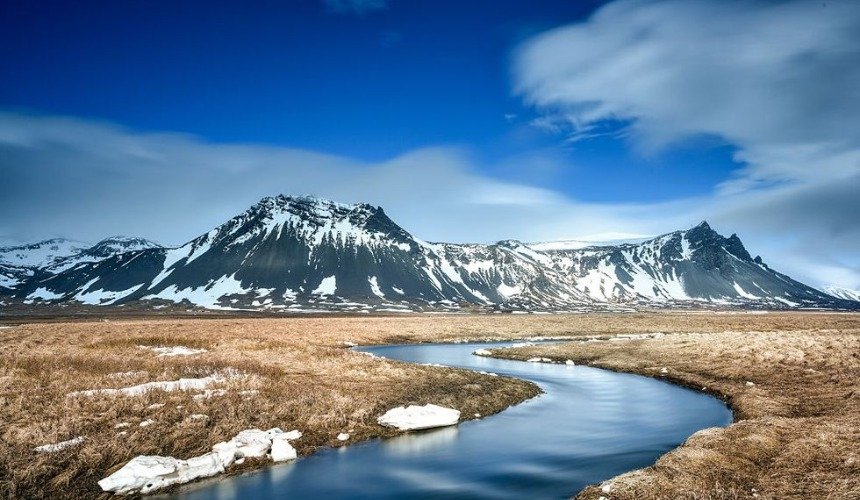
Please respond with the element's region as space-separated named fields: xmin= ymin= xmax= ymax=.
xmin=0 ymin=238 xmax=89 ymax=268
xmin=45 ymin=236 xmax=163 ymax=273
xmin=2 ymin=195 xmax=855 ymax=311
xmin=0 ymin=236 xmax=162 ymax=292
xmin=822 ymin=286 xmax=860 ymax=302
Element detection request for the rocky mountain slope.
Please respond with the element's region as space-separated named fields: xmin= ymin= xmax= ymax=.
xmin=2 ymin=195 xmax=855 ymax=311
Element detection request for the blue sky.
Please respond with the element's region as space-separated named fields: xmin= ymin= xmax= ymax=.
xmin=1 ymin=0 xmax=858 ymax=288
xmin=0 ymin=0 xmax=735 ymax=203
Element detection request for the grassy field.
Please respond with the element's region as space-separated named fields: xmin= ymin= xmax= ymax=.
xmin=0 ymin=311 xmax=857 ymax=498
xmin=488 ymin=317 xmax=860 ymax=499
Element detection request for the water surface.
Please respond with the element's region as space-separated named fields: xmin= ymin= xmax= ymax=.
xmin=176 ymin=341 xmax=731 ymax=499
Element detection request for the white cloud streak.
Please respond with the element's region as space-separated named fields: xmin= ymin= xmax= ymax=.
xmin=514 ymin=0 xmax=860 ymax=193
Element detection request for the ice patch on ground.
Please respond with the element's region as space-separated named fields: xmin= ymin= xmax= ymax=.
xmin=34 ymin=436 xmax=84 ymax=453
xmin=138 ymin=345 xmax=208 ymax=357
xmin=98 ymin=428 xmax=302 ymax=494
xmin=377 ymin=404 xmax=460 ymax=431
xmin=69 ymin=371 xmax=234 ymax=398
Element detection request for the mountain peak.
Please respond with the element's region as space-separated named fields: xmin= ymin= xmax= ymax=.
xmin=250 ymin=195 xmax=381 ymax=219
xmin=86 ymin=236 xmax=162 ymax=257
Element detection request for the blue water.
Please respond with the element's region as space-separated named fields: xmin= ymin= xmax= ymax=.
xmin=174 ymin=341 xmax=731 ymax=499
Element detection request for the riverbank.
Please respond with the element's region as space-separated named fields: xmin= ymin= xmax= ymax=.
xmin=0 ymin=317 xmax=542 ymax=499
xmin=1 ymin=312 xmax=857 ymax=498
xmin=488 ymin=327 xmax=860 ymax=499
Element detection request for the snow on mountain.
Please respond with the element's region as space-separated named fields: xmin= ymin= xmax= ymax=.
xmin=46 ymin=236 xmax=163 ymax=273
xmin=0 ymin=238 xmax=89 ymax=268
xmin=85 ymin=236 xmax=162 ymax=257
xmin=823 ymin=286 xmax=860 ymax=302
xmin=541 ymin=222 xmax=838 ymax=307
xmin=2 ymin=196 xmax=855 ymax=311
xmin=528 ymin=234 xmax=653 ymax=251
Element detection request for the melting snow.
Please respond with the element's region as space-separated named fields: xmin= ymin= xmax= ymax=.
xmin=69 ymin=372 xmax=232 ymax=398
xmin=98 ymin=428 xmax=302 ymax=494
xmin=76 ymin=283 xmax=144 ymax=305
xmin=368 ymin=276 xmax=385 ymax=298
xmin=733 ymin=282 xmax=760 ymax=300
xmin=145 ymin=274 xmax=248 ymax=308
xmin=313 ymin=276 xmax=337 ymax=295
xmin=377 ymin=404 xmax=461 ymax=431
xmin=496 ymin=283 xmax=522 ymax=298
xmin=527 ymin=357 xmax=553 ymax=363
xmin=27 ymin=287 xmax=64 ymax=301
xmin=34 ymin=436 xmax=85 ymax=453
xmin=138 ymin=345 xmax=208 ymax=357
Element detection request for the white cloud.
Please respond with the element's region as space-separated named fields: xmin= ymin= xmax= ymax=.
xmin=514 ymin=0 xmax=860 ymax=192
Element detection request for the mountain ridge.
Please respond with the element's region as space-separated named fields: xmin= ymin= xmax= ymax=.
xmin=2 ymin=195 xmax=856 ymax=312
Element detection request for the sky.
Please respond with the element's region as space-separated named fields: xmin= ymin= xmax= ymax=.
xmin=1 ymin=0 xmax=858 ymax=289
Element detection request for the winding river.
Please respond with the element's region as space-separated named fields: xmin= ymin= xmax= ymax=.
xmin=173 ymin=341 xmax=732 ymax=499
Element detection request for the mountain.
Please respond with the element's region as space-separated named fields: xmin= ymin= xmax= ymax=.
xmin=45 ymin=236 xmax=163 ymax=273
xmin=538 ymin=222 xmax=842 ymax=307
xmin=2 ymin=196 xmax=855 ymax=311
xmin=0 ymin=238 xmax=89 ymax=268
xmin=0 ymin=237 xmax=162 ymax=293
xmin=823 ymin=286 xmax=860 ymax=302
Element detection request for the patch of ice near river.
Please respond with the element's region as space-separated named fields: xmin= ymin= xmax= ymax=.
xmin=98 ymin=428 xmax=302 ymax=494
xmin=377 ymin=404 xmax=460 ymax=431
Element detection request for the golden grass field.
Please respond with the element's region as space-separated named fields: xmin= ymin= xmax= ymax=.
xmin=489 ymin=316 xmax=860 ymax=500
xmin=0 ymin=311 xmax=857 ymax=499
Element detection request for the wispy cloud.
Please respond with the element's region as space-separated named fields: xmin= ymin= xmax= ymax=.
xmin=323 ymin=0 xmax=388 ymax=14
xmin=513 ymin=0 xmax=860 ymax=193
xmin=1 ymin=110 xmax=857 ymax=288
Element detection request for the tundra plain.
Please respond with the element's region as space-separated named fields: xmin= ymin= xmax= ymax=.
xmin=0 ymin=311 xmax=857 ymax=499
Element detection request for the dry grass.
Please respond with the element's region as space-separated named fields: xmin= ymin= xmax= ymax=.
xmin=0 ymin=316 xmax=544 ymax=499
xmin=489 ymin=318 xmax=860 ymax=499
xmin=0 ymin=311 xmax=857 ymax=499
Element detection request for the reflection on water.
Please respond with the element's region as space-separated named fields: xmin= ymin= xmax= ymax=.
xmin=173 ymin=341 xmax=732 ymax=500
xmin=385 ymin=426 xmax=459 ymax=456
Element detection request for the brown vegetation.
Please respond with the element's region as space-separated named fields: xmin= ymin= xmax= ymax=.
xmin=0 ymin=311 xmax=857 ymax=499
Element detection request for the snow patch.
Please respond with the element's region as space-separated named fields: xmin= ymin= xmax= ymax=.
xmin=377 ymin=404 xmax=460 ymax=431
xmin=139 ymin=345 xmax=208 ymax=357
xmin=368 ymin=276 xmax=384 ymax=298
xmin=313 ymin=276 xmax=337 ymax=296
xmin=98 ymin=428 xmax=302 ymax=494
xmin=27 ymin=287 xmax=64 ymax=301
xmin=34 ymin=436 xmax=84 ymax=453
xmin=69 ymin=372 xmax=233 ymax=398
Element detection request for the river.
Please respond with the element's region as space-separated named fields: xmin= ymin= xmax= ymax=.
xmin=173 ymin=341 xmax=731 ymax=499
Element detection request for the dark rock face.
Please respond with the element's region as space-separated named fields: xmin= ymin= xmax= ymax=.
xmin=2 ymin=196 xmax=855 ymax=311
